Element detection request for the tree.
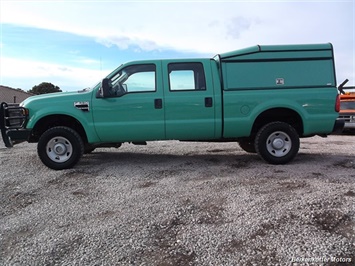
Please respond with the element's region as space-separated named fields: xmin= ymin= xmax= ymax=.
xmin=28 ymin=82 xmax=62 ymax=95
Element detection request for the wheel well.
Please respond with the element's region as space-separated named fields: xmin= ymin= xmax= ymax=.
xmin=29 ymin=115 xmax=88 ymax=144
xmin=251 ymin=108 xmax=303 ymax=137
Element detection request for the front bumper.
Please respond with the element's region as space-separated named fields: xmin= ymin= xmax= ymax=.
xmin=337 ymin=113 xmax=355 ymax=130
xmin=0 ymin=102 xmax=31 ymax=147
xmin=344 ymin=122 xmax=355 ymax=129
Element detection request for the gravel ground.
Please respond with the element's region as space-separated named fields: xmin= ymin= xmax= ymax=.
xmin=0 ymin=134 xmax=354 ymax=265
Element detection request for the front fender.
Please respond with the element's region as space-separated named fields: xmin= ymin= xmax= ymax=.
xmin=26 ymin=106 xmax=100 ymax=143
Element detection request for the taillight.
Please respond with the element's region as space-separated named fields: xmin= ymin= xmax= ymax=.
xmin=335 ymin=94 xmax=341 ymax=112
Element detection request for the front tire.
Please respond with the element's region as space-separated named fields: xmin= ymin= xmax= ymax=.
xmin=38 ymin=126 xmax=84 ymax=170
xmin=255 ymin=122 xmax=300 ymax=164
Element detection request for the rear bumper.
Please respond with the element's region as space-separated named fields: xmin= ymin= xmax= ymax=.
xmin=0 ymin=102 xmax=30 ymax=147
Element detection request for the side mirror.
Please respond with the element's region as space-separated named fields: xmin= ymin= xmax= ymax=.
xmin=100 ymin=78 xmax=111 ymax=98
xmin=96 ymin=78 xmax=126 ymax=98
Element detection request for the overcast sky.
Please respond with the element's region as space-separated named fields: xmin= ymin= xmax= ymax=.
xmin=1 ymin=0 xmax=354 ymax=91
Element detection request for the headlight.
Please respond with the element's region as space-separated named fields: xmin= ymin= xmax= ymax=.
xmin=22 ymin=108 xmax=29 ymax=116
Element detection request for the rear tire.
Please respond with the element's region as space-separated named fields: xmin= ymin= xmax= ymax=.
xmin=255 ymin=122 xmax=299 ymax=164
xmin=38 ymin=126 xmax=84 ymax=170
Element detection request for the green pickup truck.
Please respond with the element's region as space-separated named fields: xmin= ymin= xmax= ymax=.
xmin=0 ymin=43 xmax=344 ymax=170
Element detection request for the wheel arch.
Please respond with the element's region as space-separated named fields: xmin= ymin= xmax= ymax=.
xmin=251 ymin=108 xmax=304 ymax=137
xmin=29 ymin=114 xmax=88 ymax=144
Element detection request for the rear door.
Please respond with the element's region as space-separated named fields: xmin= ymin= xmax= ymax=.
xmin=162 ymin=60 xmax=216 ymax=140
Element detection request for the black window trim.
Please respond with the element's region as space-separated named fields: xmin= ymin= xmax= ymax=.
xmin=168 ymin=62 xmax=207 ymax=92
xmin=120 ymin=63 xmax=157 ymax=95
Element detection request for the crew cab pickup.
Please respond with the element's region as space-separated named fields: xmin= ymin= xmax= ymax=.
xmin=0 ymin=43 xmax=344 ymax=170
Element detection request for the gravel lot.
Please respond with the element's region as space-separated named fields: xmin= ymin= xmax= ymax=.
xmin=0 ymin=134 xmax=354 ymax=265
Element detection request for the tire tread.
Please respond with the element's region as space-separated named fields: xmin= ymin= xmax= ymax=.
xmin=37 ymin=126 xmax=84 ymax=170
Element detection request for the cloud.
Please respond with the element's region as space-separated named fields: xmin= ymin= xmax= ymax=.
xmin=226 ymin=16 xmax=255 ymax=39
xmin=72 ymin=57 xmax=101 ymax=66
xmin=1 ymin=57 xmax=105 ymax=91
xmin=2 ymin=1 xmax=353 ymax=53
xmin=1 ymin=1 xmax=354 ymax=87
xmin=96 ymin=35 xmax=160 ymax=51
xmin=0 ymin=1 xmax=261 ymax=53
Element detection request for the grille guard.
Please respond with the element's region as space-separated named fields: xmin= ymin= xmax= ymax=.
xmin=0 ymin=102 xmax=29 ymax=147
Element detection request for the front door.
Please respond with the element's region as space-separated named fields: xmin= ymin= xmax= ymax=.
xmin=92 ymin=62 xmax=165 ymax=142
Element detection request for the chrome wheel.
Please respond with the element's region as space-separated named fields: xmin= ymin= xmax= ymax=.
xmin=46 ymin=136 xmax=73 ymax=163
xmin=266 ymin=131 xmax=292 ymax=157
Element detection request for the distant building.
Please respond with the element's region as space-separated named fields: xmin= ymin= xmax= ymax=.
xmin=0 ymin=85 xmax=34 ymax=103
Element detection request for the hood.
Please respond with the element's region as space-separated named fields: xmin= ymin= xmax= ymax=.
xmin=21 ymin=90 xmax=92 ymax=108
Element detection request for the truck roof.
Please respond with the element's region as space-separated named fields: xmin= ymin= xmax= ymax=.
xmin=218 ymin=43 xmax=333 ymax=61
